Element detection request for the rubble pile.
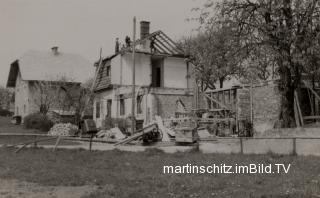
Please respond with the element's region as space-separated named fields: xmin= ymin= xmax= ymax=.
xmin=96 ymin=127 xmax=126 ymax=140
xmin=48 ymin=123 xmax=78 ymax=136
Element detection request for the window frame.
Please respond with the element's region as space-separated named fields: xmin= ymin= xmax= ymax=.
xmin=96 ymin=101 xmax=100 ymax=119
xmin=119 ymin=96 xmax=125 ymax=116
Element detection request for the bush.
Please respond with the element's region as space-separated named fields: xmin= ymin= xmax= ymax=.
xmin=24 ymin=113 xmax=53 ymax=132
xmin=0 ymin=109 xmax=13 ymax=117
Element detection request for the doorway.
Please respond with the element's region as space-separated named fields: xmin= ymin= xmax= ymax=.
xmin=151 ymin=57 xmax=164 ymax=87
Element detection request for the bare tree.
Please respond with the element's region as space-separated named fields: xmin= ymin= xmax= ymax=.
xmin=0 ymin=86 xmax=14 ymax=111
xmin=64 ymin=78 xmax=94 ymax=125
xmin=180 ymin=23 xmax=243 ymax=90
xmin=30 ymin=76 xmax=77 ymax=115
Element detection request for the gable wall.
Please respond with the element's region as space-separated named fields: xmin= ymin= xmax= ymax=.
xmin=110 ymin=53 xmax=191 ymax=89
xmin=163 ymin=57 xmax=189 ymax=88
xmin=14 ymin=71 xmax=30 ymax=119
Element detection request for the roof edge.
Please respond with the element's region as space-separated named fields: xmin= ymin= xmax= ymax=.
xmin=6 ymin=60 xmax=19 ymax=88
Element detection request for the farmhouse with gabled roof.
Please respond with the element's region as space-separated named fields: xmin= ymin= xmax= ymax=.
xmin=6 ymin=47 xmax=93 ymax=119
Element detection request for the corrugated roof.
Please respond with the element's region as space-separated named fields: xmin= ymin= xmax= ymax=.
xmin=7 ymin=50 xmax=93 ymax=87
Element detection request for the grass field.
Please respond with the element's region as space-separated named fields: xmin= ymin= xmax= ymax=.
xmin=0 ymin=147 xmax=319 ymax=198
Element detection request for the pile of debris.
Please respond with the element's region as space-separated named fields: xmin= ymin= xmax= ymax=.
xmin=96 ymin=127 xmax=126 ymax=140
xmin=48 ymin=123 xmax=78 ymax=136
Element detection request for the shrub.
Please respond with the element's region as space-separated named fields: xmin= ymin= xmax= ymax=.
xmin=24 ymin=113 xmax=53 ymax=132
xmin=0 ymin=109 xmax=13 ymax=117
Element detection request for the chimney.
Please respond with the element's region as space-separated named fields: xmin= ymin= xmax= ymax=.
xmin=51 ymin=46 xmax=59 ymax=55
xmin=115 ymin=38 xmax=120 ymax=53
xmin=140 ymin=21 xmax=150 ymax=40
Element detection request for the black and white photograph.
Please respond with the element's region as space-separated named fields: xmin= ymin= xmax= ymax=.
xmin=1 ymin=0 xmax=320 ymax=197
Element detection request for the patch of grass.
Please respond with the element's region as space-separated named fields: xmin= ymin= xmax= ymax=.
xmin=0 ymin=147 xmax=319 ymax=198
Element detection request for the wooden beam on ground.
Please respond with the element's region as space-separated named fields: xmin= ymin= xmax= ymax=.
xmin=114 ymin=124 xmax=158 ymax=146
xmin=7 ymin=137 xmax=58 ymax=148
xmin=294 ymin=91 xmax=304 ymax=126
xmin=52 ymin=136 xmax=61 ymax=152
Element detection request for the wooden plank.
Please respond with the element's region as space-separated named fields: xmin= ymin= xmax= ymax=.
xmin=307 ymin=88 xmax=314 ymax=115
xmin=205 ymin=87 xmax=238 ymax=93
xmin=7 ymin=137 xmax=58 ymax=148
xmin=52 ymin=136 xmax=61 ymax=152
xmin=203 ymin=93 xmax=229 ymax=110
xmin=302 ymin=80 xmax=320 ymax=101
xmin=15 ymin=144 xmax=28 ymax=153
xmin=114 ymin=124 xmax=158 ymax=146
xmin=0 ymin=133 xmax=49 ymax=136
xmin=294 ymin=91 xmax=304 ymax=126
xmin=294 ymin=97 xmax=301 ymax=127
xmin=303 ymin=116 xmax=320 ymax=120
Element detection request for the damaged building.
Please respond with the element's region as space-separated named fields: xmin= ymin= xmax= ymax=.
xmin=93 ymin=21 xmax=195 ymax=128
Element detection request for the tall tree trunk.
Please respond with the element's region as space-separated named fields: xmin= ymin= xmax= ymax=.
xmin=219 ymin=77 xmax=224 ymax=89
xmin=278 ymin=62 xmax=295 ymax=128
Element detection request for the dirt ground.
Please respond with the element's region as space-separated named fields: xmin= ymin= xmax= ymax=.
xmin=0 ymin=178 xmax=97 ymax=198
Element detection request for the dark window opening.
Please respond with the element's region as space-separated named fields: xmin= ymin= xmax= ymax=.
xmin=96 ymin=101 xmax=100 ymax=118
xmin=137 ymin=95 xmax=143 ymax=114
xmin=120 ymin=95 xmax=125 ymax=116
xmin=106 ymin=65 xmax=111 ymax=77
xmin=106 ymin=99 xmax=112 ymax=118
xmin=151 ymin=58 xmax=164 ymax=87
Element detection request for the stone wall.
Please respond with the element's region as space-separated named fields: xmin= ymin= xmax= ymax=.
xmin=151 ymin=94 xmax=194 ymax=119
xmin=252 ymin=81 xmax=281 ymax=136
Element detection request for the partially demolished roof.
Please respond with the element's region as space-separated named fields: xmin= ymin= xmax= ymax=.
xmin=94 ymin=58 xmax=112 ymax=92
xmin=93 ymin=30 xmax=186 ymax=92
xmin=133 ymin=30 xmax=185 ymax=56
xmin=94 ymin=30 xmax=186 ymax=66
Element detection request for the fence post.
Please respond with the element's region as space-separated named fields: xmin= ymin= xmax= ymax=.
xmin=292 ymin=138 xmax=297 ymax=155
xmin=240 ymin=138 xmax=243 ymax=154
xmin=34 ymin=135 xmax=37 ymax=148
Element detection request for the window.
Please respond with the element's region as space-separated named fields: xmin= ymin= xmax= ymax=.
xmin=119 ymin=95 xmax=125 ymax=116
xmin=106 ymin=66 xmax=111 ymax=77
xmin=96 ymin=101 xmax=100 ymax=118
xmin=137 ymin=95 xmax=143 ymax=114
xmin=23 ymin=105 xmax=26 ymax=114
xmin=16 ymin=107 xmax=19 ymax=115
xmin=106 ymin=99 xmax=112 ymax=117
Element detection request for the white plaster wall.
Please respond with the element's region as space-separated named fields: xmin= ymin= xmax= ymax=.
xmin=109 ymin=53 xmax=191 ymax=89
xmin=163 ymin=57 xmax=188 ymax=88
xmin=14 ymin=71 xmax=30 ymax=120
xmin=121 ymin=53 xmax=151 ymax=86
xmin=111 ymin=55 xmax=121 ymax=85
xmin=93 ymin=90 xmax=116 ymax=128
xmin=118 ymin=95 xmax=148 ymax=120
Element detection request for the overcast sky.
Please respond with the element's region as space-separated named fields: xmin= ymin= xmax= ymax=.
xmin=0 ymin=0 xmax=207 ymax=87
